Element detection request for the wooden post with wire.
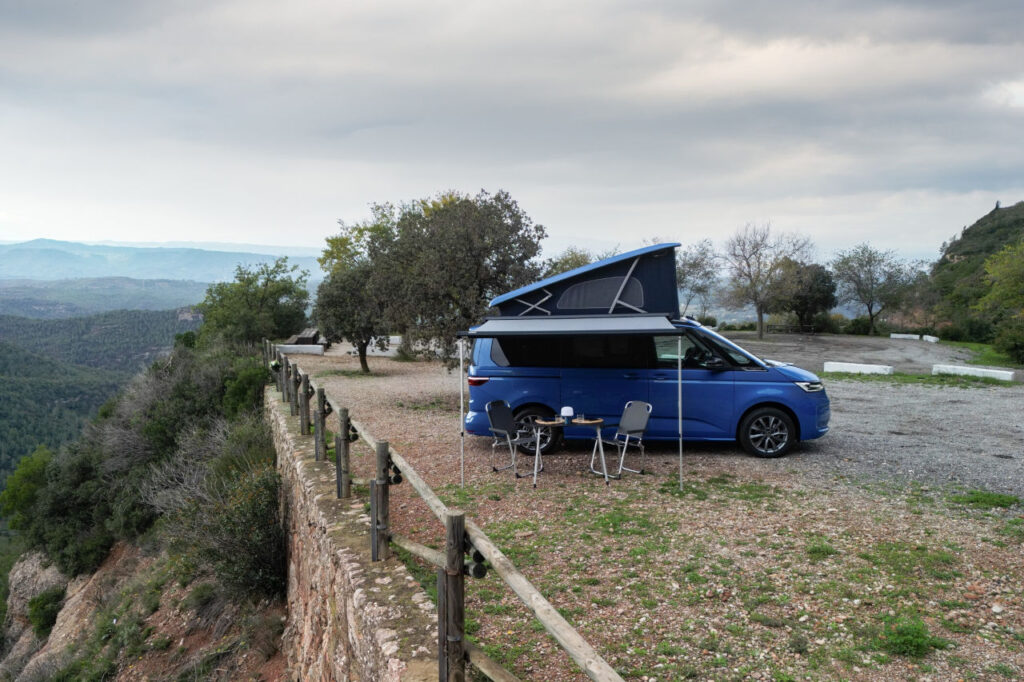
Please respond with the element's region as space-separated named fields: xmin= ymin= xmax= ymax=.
xmin=314 ymin=388 xmax=326 ymax=461
xmin=371 ymin=441 xmax=391 ymax=561
xmin=299 ymin=372 xmax=311 ymax=435
xmin=336 ymin=407 xmax=351 ymax=499
xmin=443 ymin=510 xmax=467 ymax=682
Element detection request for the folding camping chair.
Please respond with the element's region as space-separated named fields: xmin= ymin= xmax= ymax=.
xmin=485 ymin=400 xmax=534 ymax=477
xmin=600 ymin=400 xmax=652 ymax=476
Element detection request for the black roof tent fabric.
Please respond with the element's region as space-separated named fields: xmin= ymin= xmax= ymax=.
xmin=457 ymin=314 xmax=687 ymax=337
xmin=490 ymin=243 xmax=681 ymax=317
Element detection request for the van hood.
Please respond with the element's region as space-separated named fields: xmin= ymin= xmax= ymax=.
xmin=773 ymin=364 xmax=821 ymax=382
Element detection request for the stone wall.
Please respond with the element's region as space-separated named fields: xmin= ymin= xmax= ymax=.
xmin=267 ymin=388 xmax=437 ymax=682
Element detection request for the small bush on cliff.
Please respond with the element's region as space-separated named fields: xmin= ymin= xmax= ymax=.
xmin=147 ymin=415 xmax=285 ymax=598
xmin=28 ymin=586 xmax=65 ymax=638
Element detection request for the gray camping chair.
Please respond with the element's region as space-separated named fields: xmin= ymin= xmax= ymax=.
xmin=600 ymin=400 xmax=652 ymax=476
xmin=486 ymin=400 xmax=534 ymax=477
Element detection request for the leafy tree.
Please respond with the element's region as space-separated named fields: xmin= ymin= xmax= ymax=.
xmin=978 ymin=240 xmax=1024 ymax=315
xmin=765 ymin=259 xmax=836 ymax=330
xmin=368 ymin=190 xmax=546 ymax=363
xmin=721 ymin=224 xmax=813 ymax=338
xmin=831 ymin=244 xmax=916 ymax=335
xmin=197 ymin=258 xmax=309 ymax=345
xmin=316 ymin=262 xmax=389 ymax=373
xmin=542 ymin=246 xmax=594 ymax=278
xmin=978 ymin=240 xmax=1024 ymax=362
xmin=318 ymin=204 xmax=399 ymax=274
xmin=676 ymin=239 xmax=719 ymax=318
xmin=0 ymin=445 xmax=52 ymax=529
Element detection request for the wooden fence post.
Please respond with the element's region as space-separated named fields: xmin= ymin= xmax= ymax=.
xmin=299 ymin=372 xmax=311 ymax=435
xmin=275 ymin=352 xmax=285 ymax=397
xmin=371 ymin=441 xmax=391 ymax=561
xmin=290 ymin=370 xmax=300 ymax=417
xmin=445 ymin=511 xmax=467 ymax=682
xmin=438 ymin=568 xmax=447 ymax=681
xmin=314 ymin=388 xmax=326 ymax=461
xmin=337 ymin=408 xmax=351 ymax=499
xmin=281 ymin=357 xmax=290 ymax=402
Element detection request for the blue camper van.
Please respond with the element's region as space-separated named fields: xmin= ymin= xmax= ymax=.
xmin=463 ymin=317 xmax=830 ymax=457
xmin=460 ymin=243 xmax=830 ymax=458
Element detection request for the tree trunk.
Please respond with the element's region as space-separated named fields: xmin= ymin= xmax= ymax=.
xmin=357 ymin=341 xmax=370 ymax=373
xmin=756 ymin=306 xmax=765 ymax=339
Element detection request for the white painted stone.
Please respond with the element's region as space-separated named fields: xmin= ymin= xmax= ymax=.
xmin=280 ymin=344 xmax=325 ymax=355
xmin=824 ymin=361 xmax=894 ymax=375
xmin=932 ymin=364 xmax=1015 ymax=381
xmin=922 ymin=335 xmax=940 ymax=343
xmin=890 ymin=333 xmax=921 ymax=340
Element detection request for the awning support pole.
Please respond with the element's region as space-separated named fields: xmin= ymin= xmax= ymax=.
xmin=459 ymin=338 xmax=466 ymax=488
xmin=678 ymin=335 xmax=683 ymax=491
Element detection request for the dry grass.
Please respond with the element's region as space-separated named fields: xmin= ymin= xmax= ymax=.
xmin=289 ymin=349 xmax=1024 ymax=681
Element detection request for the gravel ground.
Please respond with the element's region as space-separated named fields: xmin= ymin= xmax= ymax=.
xmin=284 ymin=342 xmax=1024 ymax=681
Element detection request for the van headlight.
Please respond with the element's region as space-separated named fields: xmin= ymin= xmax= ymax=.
xmin=795 ymin=381 xmax=824 ymax=392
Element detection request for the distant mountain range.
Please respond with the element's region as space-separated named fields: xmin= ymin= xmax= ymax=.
xmin=0 ymin=239 xmax=322 ymax=283
xmin=0 ymin=277 xmax=210 ymax=318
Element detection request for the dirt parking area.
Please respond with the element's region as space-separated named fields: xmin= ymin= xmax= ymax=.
xmin=286 ymin=336 xmax=1024 ymax=681
xmin=726 ymin=331 xmax=1018 ymax=379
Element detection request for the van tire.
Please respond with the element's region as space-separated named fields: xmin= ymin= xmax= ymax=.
xmin=513 ymin=406 xmax=562 ymax=455
xmin=738 ymin=407 xmax=795 ymax=458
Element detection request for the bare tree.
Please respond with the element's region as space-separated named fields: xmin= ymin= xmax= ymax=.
xmin=721 ymin=223 xmax=813 ymax=338
xmin=676 ymin=239 xmax=719 ymax=318
xmin=831 ymin=243 xmax=917 ymax=335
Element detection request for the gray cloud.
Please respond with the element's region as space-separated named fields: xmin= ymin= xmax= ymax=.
xmin=1 ymin=0 xmax=1022 ymax=260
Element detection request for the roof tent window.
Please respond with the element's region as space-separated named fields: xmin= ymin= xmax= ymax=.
xmin=557 ymin=276 xmax=644 ymax=311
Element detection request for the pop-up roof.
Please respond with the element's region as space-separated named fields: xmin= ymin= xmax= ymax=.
xmin=490 ymin=242 xmax=681 ymax=317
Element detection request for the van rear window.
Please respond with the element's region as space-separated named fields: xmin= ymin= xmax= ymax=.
xmin=491 ymin=337 xmax=565 ymax=367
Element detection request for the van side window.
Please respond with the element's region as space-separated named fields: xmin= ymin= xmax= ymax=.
xmin=491 ymin=337 xmax=565 ymax=367
xmin=564 ymin=335 xmax=652 ymax=369
xmin=653 ymin=334 xmax=716 ymax=368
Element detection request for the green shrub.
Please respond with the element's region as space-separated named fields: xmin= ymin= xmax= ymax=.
xmin=993 ymin=318 xmax=1024 ymax=364
xmin=167 ymin=462 xmax=285 ymax=598
xmin=183 ymin=583 xmax=218 ymax=612
xmin=844 ymin=317 xmax=872 ymax=335
xmin=943 ymin=316 xmax=995 ymax=343
xmin=876 ymin=616 xmax=949 ymax=658
xmin=812 ymin=312 xmax=843 ymax=334
xmin=27 ymin=586 xmax=65 ymax=638
xmin=223 ymin=361 xmax=269 ymax=418
xmin=950 ymin=489 xmax=1020 ymax=509
xmin=697 ymin=315 xmax=717 ymax=327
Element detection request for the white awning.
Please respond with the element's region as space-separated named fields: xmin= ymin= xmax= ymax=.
xmin=458 ymin=314 xmax=683 ymax=337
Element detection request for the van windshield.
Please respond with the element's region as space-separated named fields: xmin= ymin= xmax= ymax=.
xmin=694 ymin=328 xmax=763 ymax=368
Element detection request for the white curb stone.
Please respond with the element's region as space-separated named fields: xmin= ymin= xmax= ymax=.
xmin=824 ymin=361 xmax=894 ymax=375
xmin=890 ymin=333 xmax=921 ymax=340
xmin=922 ymin=335 xmax=940 ymax=343
xmin=932 ymin=364 xmax=1014 ymax=381
xmin=279 ymin=344 xmax=325 ymax=355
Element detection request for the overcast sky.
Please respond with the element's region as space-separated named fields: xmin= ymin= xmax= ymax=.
xmin=2 ymin=0 xmax=1022 ymax=261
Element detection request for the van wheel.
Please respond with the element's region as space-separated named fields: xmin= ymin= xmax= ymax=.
xmin=513 ymin=406 xmax=562 ymax=455
xmin=739 ymin=407 xmax=795 ymax=458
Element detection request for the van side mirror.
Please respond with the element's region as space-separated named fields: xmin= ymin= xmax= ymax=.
xmin=704 ymin=356 xmax=726 ymax=370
